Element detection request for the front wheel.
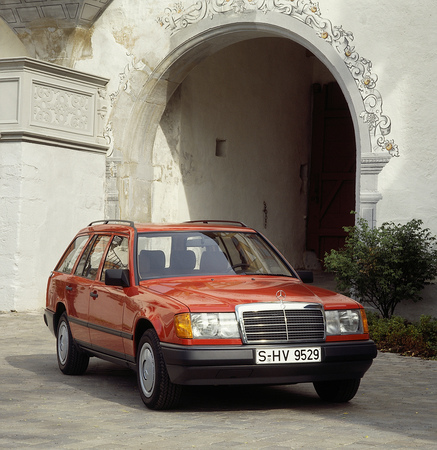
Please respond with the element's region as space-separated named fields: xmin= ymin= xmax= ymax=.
xmin=56 ymin=312 xmax=89 ymax=375
xmin=137 ymin=329 xmax=182 ymax=410
xmin=313 ymin=378 xmax=361 ymax=403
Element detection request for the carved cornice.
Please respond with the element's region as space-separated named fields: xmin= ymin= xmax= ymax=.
xmin=360 ymin=153 xmax=391 ymax=175
xmin=0 ymin=57 xmax=109 ymax=153
xmin=0 ymin=130 xmax=107 ymax=153
xmin=157 ymin=0 xmax=399 ymax=157
xmin=0 ymin=0 xmax=113 ymax=33
xmin=360 ymin=191 xmax=383 ymax=203
xmin=0 ymin=57 xmax=109 ymax=87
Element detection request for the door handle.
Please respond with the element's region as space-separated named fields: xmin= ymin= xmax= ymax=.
xmin=90 ymin=291 xmax=98 ymax=299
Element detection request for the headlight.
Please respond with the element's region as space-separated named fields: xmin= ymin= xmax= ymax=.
xmin=325 ymin=309 xmax=364 ymax=335
xmin=174 ymin=312 xmax=240 ymax=339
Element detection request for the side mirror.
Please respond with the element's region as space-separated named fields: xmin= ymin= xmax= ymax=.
xmin=105 ymin=269 xmax=130 ymax=287
xmin=297 ymin=270 xmax=314 ymax=284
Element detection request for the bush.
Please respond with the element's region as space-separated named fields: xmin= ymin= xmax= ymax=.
xmin=367 ymin=313 xmax=437 ymax=359
xmin=324 ymin=218 xmax=437 ymax=318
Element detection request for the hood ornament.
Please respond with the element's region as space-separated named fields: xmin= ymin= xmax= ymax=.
xmin=276 ymin=290 xmax=286 ymax=303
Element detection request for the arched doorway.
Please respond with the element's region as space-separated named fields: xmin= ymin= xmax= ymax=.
xmin=115 ymin=13 xmax=391 ymax=265
xmin=154 ymin=36 xmax=350 ymax=267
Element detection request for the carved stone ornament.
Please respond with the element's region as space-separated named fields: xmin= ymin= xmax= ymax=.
xmin=32 ymin=83 xmax=91 ymax=134
xmin=157 ymin=0 xmax=399 ymax=157
xmin=109 ymin=53 xmax=149 ymax=106
xmin=0 ymin=58 xmax=109 ymax=153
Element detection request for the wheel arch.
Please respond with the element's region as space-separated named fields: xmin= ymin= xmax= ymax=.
xmin=134 ymin=317 xmax=155 ymax=356
xmin=54 ymin=302 xmax=67 ymax=336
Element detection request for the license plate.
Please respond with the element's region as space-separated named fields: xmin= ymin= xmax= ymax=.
xmin=255 ymin=347 xmax=321 ymax=364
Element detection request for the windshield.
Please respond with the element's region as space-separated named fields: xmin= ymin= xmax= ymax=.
xmin=137 ymin=231 xmax=296 ymax=280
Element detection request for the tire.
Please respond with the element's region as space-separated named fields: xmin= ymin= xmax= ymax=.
xmin=56 ymin=312 xmax=89 ymax=375
xmin=313 ymin=378 xmax=361 ymax=403
xmin=137 ymin=329 xmax=182 ymax=410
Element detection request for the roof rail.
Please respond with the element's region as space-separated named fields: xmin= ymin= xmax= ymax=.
xmin=88 ymin=220 xmax=136 ymax=228
xmin=184 ymin=220 xmax=248 ymax=227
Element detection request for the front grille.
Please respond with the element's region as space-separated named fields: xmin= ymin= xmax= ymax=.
xmin=237 ymin=303 xmax=325 ymax=344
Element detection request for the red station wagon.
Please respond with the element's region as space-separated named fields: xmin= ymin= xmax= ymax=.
xmin=44 ymin=220 xmax=377 ymax=409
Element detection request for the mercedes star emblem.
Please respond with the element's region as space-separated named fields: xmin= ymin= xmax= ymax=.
xmin=276 ymin=290 xmax=286 ymax=302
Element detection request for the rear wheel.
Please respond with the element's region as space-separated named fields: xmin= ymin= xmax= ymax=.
xmin=137 ymin=329 xmax=182 ymax=410
xmin=56 ymin=313 xmax=89 ymax=375
xmin=313 ymin=378 xmax=361 ymax=403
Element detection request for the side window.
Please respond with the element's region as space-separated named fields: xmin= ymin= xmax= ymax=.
xmin=100 ymin=236 xmax=129 ymax=282
xmin=56 ymin=235 xmax=90 ymax=274
xmin=74 ymin=235 xmax=111 ymax=280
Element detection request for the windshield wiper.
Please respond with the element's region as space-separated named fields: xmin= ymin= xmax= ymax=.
xmin=250 ymin=273 xmax=294 ymax=277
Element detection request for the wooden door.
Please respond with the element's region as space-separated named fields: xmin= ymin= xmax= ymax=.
xmin=306 ymin=82 xmax=356 ymax=261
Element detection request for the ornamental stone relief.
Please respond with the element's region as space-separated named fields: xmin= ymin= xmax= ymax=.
xmin=32 ymin=82 xmax=92 ymax=135
xmin=157 ymin=0 xmax=399 ymax=157
xmin=0 ymin=58 xmax=109 ymax=152
xmin=109 ymin=53 xmax=149 ymax=106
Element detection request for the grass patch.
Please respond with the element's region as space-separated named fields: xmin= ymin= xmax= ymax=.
xmin=367 ymin=313 xmax=437 ymax=359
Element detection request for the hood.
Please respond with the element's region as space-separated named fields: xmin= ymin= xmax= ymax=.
xmin=145 ymin=276 xmax=358 ymax=311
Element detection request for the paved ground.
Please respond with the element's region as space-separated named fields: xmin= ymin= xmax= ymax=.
xmin=0 ymin=311 xmax=436 ymax=449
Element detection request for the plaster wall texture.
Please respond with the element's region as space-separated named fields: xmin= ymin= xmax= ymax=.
xmin=72 ymin=0 xmax=369 ymax=229
xmin=0 ymin=141 xmax=105 ymax=310
xmin=0 ymin=57 xmax=108 ymax=311
xmin=396 ymin=284 xmax=437 ymax=322
xmin=320 ymin=1 xmax=437 ymax=228
xmin=70 ymin=0 xmax=433 ymax=228
xmin=1 ymin=0 xmax=437 ymax=311
xmin=2 ymin=2 xmax=434 ymax=228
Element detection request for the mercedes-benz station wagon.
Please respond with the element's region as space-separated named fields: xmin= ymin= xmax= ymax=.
xmin=44 ymin=220 xmax=377 ymax=410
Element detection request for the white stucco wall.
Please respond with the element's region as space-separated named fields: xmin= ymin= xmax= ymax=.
xmin=0 ymin=58 xmax=108 ymax=311
xmin=73 ymin=1 xmax=371 ymax=225
xmin=4 ymin=1 xmax=436 ymax=233
xmin=0 ymin=142 xmax=105 ymax=311
xmin=1 ymin=0 xmax=437 ymax=313
xmin=68 ymin=2 xmax=376 ymax=221
xmin=316 ymin=1 xmax=437 ymax=230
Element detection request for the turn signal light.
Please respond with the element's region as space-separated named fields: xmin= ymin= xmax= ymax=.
xmin=174 ymin=313 xmax=193 ymax=339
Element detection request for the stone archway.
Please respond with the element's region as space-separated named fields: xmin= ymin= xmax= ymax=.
xmin=114 ymin=5 xmax=397 ymax=231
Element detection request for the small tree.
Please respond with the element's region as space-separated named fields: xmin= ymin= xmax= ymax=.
xmin=324 ymin=218 xmax=437 ymax=318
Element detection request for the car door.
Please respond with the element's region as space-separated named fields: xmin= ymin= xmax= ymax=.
xmin=48 ymin=234 xmax=91 ymax=343
xmin=88 ymin=234 xmax=129 ymax=358
xmin=71 ymin=234 xmax=112 ymax=346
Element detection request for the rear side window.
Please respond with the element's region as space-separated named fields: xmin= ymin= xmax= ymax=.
xmin=75 ymin=235 xmax=111 ymax=280
xmin=56 ymin=235 xmax=90 ymax=274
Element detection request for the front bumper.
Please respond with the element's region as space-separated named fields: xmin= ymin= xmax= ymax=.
xmin=161 ymin=340 xmax=377 ymax=385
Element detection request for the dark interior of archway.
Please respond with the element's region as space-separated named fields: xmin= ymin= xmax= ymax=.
xmin=306 ymin=82 xmax=356 ymax=262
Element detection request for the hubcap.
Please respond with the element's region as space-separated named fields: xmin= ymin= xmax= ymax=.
xmin=57 ymin=321 xmax=69 ymax=365
xmin=139 ymin=343 xmax=155 ymax=397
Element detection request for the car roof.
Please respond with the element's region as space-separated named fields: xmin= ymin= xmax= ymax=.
xmin=78 ymin=220 xmax=256 ymax=235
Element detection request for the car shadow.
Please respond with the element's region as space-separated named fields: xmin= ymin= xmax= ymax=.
xmin=177 ymin=384 xmax=326 ymax=412
xmin=5 ymin=353 xmax=349 ymax=413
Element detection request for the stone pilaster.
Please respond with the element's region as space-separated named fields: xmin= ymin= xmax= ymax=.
xmin=359 ymin=152 xmax=391 ymax=227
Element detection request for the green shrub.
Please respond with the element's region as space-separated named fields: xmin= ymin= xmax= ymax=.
xmin=367 ymin=313 xmax=437 ymax=359
xmin=324 ymin=218 xmax=437 ymax=318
